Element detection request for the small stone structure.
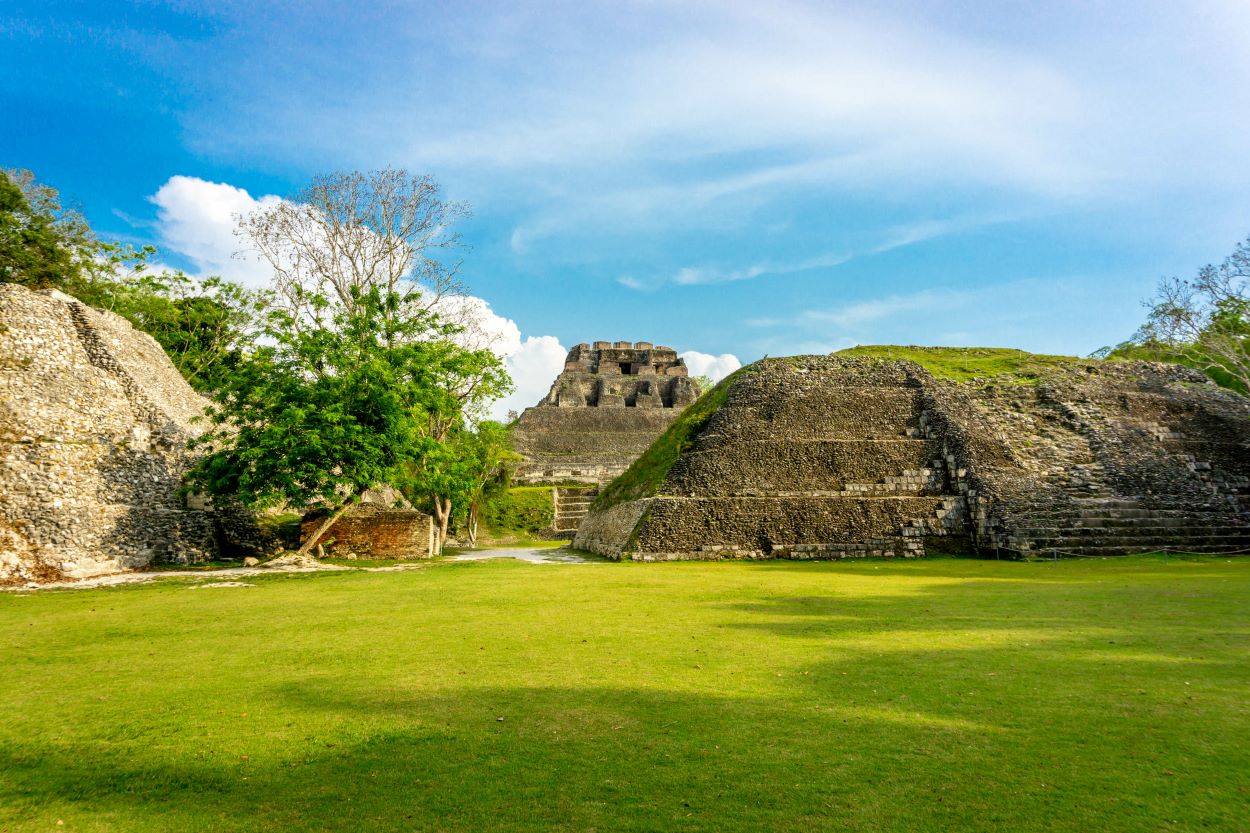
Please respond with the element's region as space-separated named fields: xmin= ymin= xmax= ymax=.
xmin=0 ymin=284 xmax=247 ymax=582
xmin=299 ymin=503 xmax=434 ymax=559
xmin=575 ymin=356 xmax=1250 ymax=560
xmin=511 ymin=341 xmax=699 ymax=486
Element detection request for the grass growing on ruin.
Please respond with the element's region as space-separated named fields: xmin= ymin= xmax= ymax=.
xmin=480 ymin=486 xmax=557 ymax=539
xmin=594 ymin=368 xmax=745 ymax=509
xmin=837 ymin=345 xmax=1088 ymax=383
xmin=2 ymin=555 xmax=1248 ymax=833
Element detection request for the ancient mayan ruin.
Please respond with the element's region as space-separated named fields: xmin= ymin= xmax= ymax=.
xmin=510 ymin=340 xmax=700 ymax=534
xmin=5 ymin=283 xmax=1249 ymax=577
xmin=575 ymin=355 xmax=1250 ymax=560
xmin=0 ymin=284 xmax=233 ymax=582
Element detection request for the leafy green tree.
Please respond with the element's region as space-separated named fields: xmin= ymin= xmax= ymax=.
xmin=404 ymin=421 xmax=517 ymax=550
xmin=0 ymin=170 xmax=82 ymax=288
xmin=400 ymin=354 xmax=512 ymax=553
xmin=94 ymin=269 xmax=267 ymax=394
xmin=187 ymin=287 xmax=476 ymax=555
xmin=1118 ymin=236 xmax=1250 ymax=395
xmin=2 ymin=169 xmax=262 ymax=393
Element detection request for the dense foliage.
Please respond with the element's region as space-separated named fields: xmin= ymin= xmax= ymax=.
xmin=479 ymin=486 xmax=557 ymax=538
xmin=186 ymin=288 xmax=486 ymax=553
xmin=0 ymin=170 xmax=83 ymax=288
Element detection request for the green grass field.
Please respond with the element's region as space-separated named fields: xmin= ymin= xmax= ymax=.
xmin=2 ymin=556 xmax=1247 ymax=832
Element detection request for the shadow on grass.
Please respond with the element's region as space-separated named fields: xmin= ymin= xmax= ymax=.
xmin=3 ymin=637 xmax=1246 ymax=832
xmin=2 ymin=559 xmax=1246 ymax=832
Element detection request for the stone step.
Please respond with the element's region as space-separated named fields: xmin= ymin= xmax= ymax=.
xmin=1016 ymin=516 xmax=1250 ymax=530
xmin=681 ymin=492 xmax=962 ymax=502
xmin=1012 ymin=542 xmax=1250 ymax=556
xmin=1015 ymin=507 xmax=1248 ymax=520
xmin=1012 ymin=528 xmax=1250 ymax=541
xmin=1009 ymin=533 xmax=1250 ymax=550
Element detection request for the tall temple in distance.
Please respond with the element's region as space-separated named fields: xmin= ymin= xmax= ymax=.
xmin=509 ymin=341 xmax=701 ymax=534
xmin=540 ymin=341 xmax=699 ymax=409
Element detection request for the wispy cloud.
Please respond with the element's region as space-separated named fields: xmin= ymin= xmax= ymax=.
xmin=802 ymin=289 xmax=975 ymax=329
xmin=623 ymin=213 xmax=1007 ymax=291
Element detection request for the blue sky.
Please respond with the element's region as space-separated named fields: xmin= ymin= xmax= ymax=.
xmin=5 ymin=0 xmax=1250 ymax=412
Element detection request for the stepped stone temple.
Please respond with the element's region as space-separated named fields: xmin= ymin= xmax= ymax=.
xmin=575 ymin=355 xmax=1250 ymax=560
xmin=510 ymin=341 xmax=700 ymax=535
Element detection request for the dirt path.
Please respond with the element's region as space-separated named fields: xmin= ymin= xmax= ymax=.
xmin=3 ymin=547 xmax=599 ymax=592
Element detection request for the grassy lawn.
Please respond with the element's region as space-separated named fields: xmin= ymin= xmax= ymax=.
xmin=2 ymin=556 xmax=1247 ymax=832
xmin=834 ymin=345 xmax=1086 ymax=383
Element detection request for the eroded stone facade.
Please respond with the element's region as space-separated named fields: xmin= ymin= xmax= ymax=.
xmin=575 ymin=356 xmax=1250 ymax=560
xmin=511 ymin=341 xmax=700 ymax=486
xmin=300 ymin=504 xmax=434 ymax=559
xmin=0 ymin=285 xmax=246 ymax=583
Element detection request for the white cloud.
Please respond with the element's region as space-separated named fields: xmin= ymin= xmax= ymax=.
xmin=146 ymin=175 xmax=568 ymax=423
xmin=492 ymin=336 xmax=568 ymax=422
xmin=680 ymin=351 xmax=742 ymax=383
xmin=433 ymin=294 xmax=523 ymax=357
xmin=624 ymin=214 xmax=1016 ymax=290
xmin=429 ymin=294 xmax=570 ymax=421
xmin=802 ymin=289 xmax=973 ymax=330
xmin=149 ymin=176 xmax=281 ymax=287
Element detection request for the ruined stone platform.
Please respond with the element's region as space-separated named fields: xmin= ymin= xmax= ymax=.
xmin=575 ymin=355 xmax=1250 ymax=560
xmin=0 ymin=285 xmax=223 ymax=582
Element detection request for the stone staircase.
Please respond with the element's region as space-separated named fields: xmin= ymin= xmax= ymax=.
xmin=613 ymin=360 xmax=973 ymax=560
xmin=551 ymin=486 xmax=598 ymax=538
xmin=1003 ymin=498 xmax=1250 ymax=557
xmin=987 ymin=404 xmax=1250 ymax=557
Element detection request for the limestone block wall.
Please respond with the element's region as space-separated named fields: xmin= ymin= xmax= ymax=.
xmin=300 ymin=505 xmax=434 ymax=559
xmin=931 ymin=363 xmax=1250 ymax=556
xmin=577 ymin=358 xmax=968 ymax=560
xmin=0 ymin=285 xmax=221 ymax=582
xmin=572 ymin=499 xmax=650 ymax=557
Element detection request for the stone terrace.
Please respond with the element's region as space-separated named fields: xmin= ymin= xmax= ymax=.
xmin=575 ymin=355 xmax=1250 ymax=560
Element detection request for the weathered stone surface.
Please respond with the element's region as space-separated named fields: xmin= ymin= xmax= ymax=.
xmin=576 ymin=355 xmax=1250 ymax=560
xmin=0 ymin=284 xmax=261 ymax=583
xmin=511 ymin=341 xmax=700 ymax=487
xmin=300 ymin=504 xmax=434 ymax=559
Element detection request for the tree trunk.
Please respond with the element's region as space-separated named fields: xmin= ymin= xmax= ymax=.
xmin=297 ymin=498 xmax=355 ymax=556
xmin=437 ymin=497 xmax=452 ymax=554
xmin=467 ymin=503 xmax=478 ymax=549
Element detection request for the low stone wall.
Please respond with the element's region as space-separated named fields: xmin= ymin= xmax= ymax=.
xmin=300 ymin=505 xmax=434 ymax=559
xmin=631 ymin=496 xmax=949 ymax=557
xmin=668 ymin=439 xmax=933 ymax=495
xmin=573 ymin=499 xmax=650 ymax=559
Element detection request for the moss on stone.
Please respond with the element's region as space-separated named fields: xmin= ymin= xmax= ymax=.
xmin=482 ymin=486 xmax=556 ymax=536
